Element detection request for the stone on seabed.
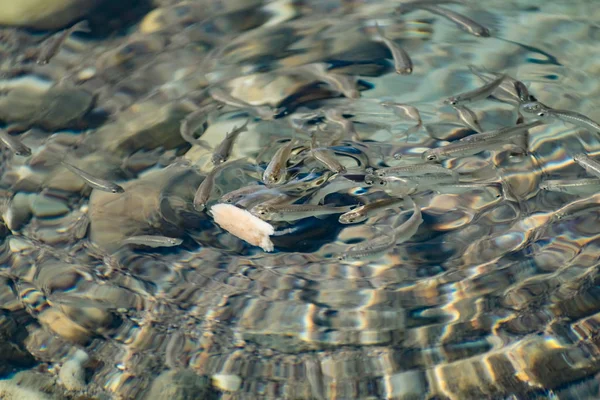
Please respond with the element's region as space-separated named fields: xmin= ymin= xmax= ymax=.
xmin=0 ymin=0 xmax=103 ymax=29
xmin=0 ymin=379 xmax=50 ymax=400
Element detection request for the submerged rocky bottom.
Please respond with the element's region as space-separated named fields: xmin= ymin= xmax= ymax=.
xmin=0 ymin=0 xmax=599 ymax=399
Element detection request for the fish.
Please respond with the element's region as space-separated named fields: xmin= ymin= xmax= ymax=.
xmin=339 ymin=197 xmax=405 ymax=224
xmin=380 ymin=102 xmax=422 ymax=124
xmin=294 ymin=63 xmax=360 ymax=99
xmin=194 ymin=159 xmax=241 ymax=211
xmin=452 ymin=105 xmax=484 ymax=132
xmin=573 ymin=153 xmax=600 ymax=179
xmin=422 ymin=134 xmax=527 ymax=162
xmin=122 ymin=235 xmax=183 ymax=248
xmin=375 ymin=162 xmax=457 ymax=178
xmin=374 ymin=23 xmax=413 ymax=74
xmin=539 ymin=178 xmax=600 ymax=195
xmin=211 ymin=119 xmax=249 ymax=165
xmin=310 ymin=135 xmax=346 ymax=173
xmin=311 ymin=148 xmax=347 ymax=174
xmin=460 ymin=120 xmax=543 ymax=143
xmin=381 ymin=102 xmax=422 ymax=138
xmin=209 ymin=87 xmax=276 ymax=120
xmin=324 ymin=108 xmax=360 ymax=141
xmin=418 ymin=5 xmax=490 ymax=37
xmin=365 ymin=175 xmax=420 ymax=196
xmin=309 ymin=175 xmax=364 ymax=205
xmin=221 ymin=184 xmax=265 ymax=204
xmin=37 ymin=20 xmax=90 ymax=65
xmin=324 ymin=72 xmax=360 ymax=99
xmin=235 ymin=190 xmax=293 ymax=211
xmin=536 ymin=108 xmax=600 ymax=133
xmin=391 ymin=196 xmax=423 ymax=243
xmin=338 ymin=227 xmax=397 ymax=261
xmin=435 ymin=181 xmax=503 ymax=195
xmin=180 ymin=106 xmax=215 ymax=148
xmin=251 ymin=203 xmax=354 ymax=221
xmin=468 ymin=66 xmax=520 ymax=104
xmin=445 ymin=74 xmax=506 ymax=106
xmin=60 ymin=160 xmax=124 ymax=193
xmin=0 ymin=129 xmax=31 ymax=156
xmin=397 ymin=0 xmax=466 ymax=13
xmin=262 ymin=140 xmax=295 ymax=186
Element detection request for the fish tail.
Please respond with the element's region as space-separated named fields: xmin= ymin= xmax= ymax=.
xmin=374 ymin=22 xmax=386 ymax=40
xmin=74 ymin=20 xmax=91 ymax=33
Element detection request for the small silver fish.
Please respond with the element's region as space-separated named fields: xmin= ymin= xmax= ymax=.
xmin=435 ymin=181 xmax=502 ymax=195
xmin=422 ymin=134 xmax=526 ymax=162
xmin=445 ymin=74 xmax=506 ymax=106
xmin=297 ymin=63 xmax=360 ymax=99
xmin=365 ymin=175 xmax=420 ymax=196
xmin=380 ymin=102 xmax=422 ymax=124
xmin=220 ymin=184 xmax=265 ymax=204
xmin=61 ymin=160 xmax=124 ymax=193
xmin=0 ymin=129 xmax=31 ymax=156
xmin=251 ymin=203 xmax=353 ymax=221
xmin=209 ymin=87 xmax=276 ymax=119
xmin=573 ymin=153 xmax=600 ymax=179
xmin=397 ymin=0 xmax=466 ymax=13
xmin=468 ymin=66 xmax=520 ymax=104
xmin=37 ymin=20 xmax=90 ymax=65
xmin=539 ymin=178 xmax=600 ymax=195
xmin=311 ymin=148 xmax=347 ymax=174
xmin=339 ymin=197 xmax=405 ymax=224
xmin=452 ymin=105 xmax=484 ymax=133
xmin=324 ymin=108 xmax=360 ymax=141
xmin=329 ymin=73 xmax=360 ymax=99
xmin=212 ymin=119 xmax=249 ymax=165
xmin=374 ymin=23 xmax=413 ymax=74
xmin=375 ymin=162 xmax=457 ymax=178
xmin=208 ymin=86 xmax=250 ymax=107
xmin=392 ymin=196 xmax=423 ymax=243
xmin=338 ymin=227 xmax=397 ymax=261
xmin=310 ymin=135 xmax=346 ymax=173
xmin=122 ymin=235 xmax=183 ymax=248
xmin=236 ymin=190 xmax=292 ymax=210
xmin=263 ymin=141 xmax=295 ymax=186
xmin=537 ymin=108 xmax=600 ymax=133
xmin=381 ymin=102 xmax=422 ymax=138
xmin=194 ymin=159 xmax=241 ymax=211
xmin=460 ymin=120 xmax=543 ymax=143
xmin=419 ymin=5 xmax=490 ymax=37
xmin=180 ymin=106 xmax=215 ymax=148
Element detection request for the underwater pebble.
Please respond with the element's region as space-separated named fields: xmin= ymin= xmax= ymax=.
xmin=0 ymin=86 xmax=95 ymax=130
xmin=30 ymin=194 xmax=70 ymax=218
xmin=0 ymin=379 xmax=50 ymax=400
xmin=212 ymin=373 xmax=242 ymax=392
xmin=383 ymin=370 xmax=426 ymax=399
xmin=4 ymin=193 xmax=32 ymax=231
xmin=59 ymin=349 xmax=88 ymax=391
xmin=0 ymin=0 xmax=99 ymax=29
xmin=147 ymin=370 xmax=212 ymax=400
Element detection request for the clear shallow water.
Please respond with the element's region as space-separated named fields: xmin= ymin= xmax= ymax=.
xmin=1 ymin=0 xmax=600 ymax=399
